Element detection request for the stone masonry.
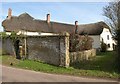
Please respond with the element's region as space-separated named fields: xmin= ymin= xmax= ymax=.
xmin=26 ymin=33 xmax=70 ymax=67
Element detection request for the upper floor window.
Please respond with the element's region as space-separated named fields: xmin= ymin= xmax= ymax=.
xmin=107 ymin=35 xmax=109 ymax=40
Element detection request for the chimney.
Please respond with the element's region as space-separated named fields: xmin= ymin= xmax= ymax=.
xmin=46 ymin=14 xmax=50 ymax=23
xmin=75 ymin=21 xmax=78 ymax=26
xmin=75 ymin=21 xmax=78 ymax=34
xmin=8 ymin=8 xmax=12 ymax=19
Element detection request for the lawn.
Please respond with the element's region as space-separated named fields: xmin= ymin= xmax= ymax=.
xmin=0 ymin=51 xmax=120 ymax=79
xmin=70 ymin=51 xmax=118 ymax=72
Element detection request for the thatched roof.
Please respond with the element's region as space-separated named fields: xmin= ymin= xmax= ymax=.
xmin=2 ymin=13 xmax=109 ymax=35
xmin=77 ymin=21 xmax=109 ymax=35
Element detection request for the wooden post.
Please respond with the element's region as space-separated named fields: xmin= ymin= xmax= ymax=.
xmin=24 ymin=37 xmax=27 ymax=58
xmin=24 ymin=30 xmax=27 ymax=59
xmin=23 ymin=31 xmax=27 ymax=58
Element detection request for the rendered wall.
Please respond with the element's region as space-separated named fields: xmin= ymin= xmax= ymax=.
xmin=89 ymin=35 xmax=101 ymax=49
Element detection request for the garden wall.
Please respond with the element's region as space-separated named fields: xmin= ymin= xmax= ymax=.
xmin=1 ymin=38 xmax=14 ymax=55
xmin=1 ymin=33 xmax=70 ymax=67
xmin=26 ymin=33 xmax=70 ymax=67
xmin=70 ymin=49 xmax=96 ymax=63
xmin=1 ymin=32 xmax=96 ymax=67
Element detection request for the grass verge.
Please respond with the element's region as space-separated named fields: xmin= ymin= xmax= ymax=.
xmin=0 ymin=51 xmax=120 ymax=79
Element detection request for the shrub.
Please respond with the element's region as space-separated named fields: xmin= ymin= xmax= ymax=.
xmin=101 ymin=41 xmax=107 ymax=52
xmin=69 ymin=34 xmax=93 ymax=52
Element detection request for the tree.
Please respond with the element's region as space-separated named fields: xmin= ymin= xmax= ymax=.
xmin=103 ymin=0 xmax=120 ymax=72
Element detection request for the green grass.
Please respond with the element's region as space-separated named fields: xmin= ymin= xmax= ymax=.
xmin=0 ymin=51 xmax=120 ymax=79
xmin=71 ymin=51 xmax=117 ymax=72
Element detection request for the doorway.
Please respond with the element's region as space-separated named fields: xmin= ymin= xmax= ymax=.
xmin=14 ymin=40 xmax=21 ymax=59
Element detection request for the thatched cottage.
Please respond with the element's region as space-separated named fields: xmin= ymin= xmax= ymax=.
xmin=2 ymin=8 xmax=115 ymax=51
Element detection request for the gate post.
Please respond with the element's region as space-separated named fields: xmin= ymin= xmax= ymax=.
xmin=59 ymin=32 xmax=70 ymax=67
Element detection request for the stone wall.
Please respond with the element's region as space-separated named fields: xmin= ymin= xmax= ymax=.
xmin=1 ymin=33 xmax=96 ymax=67
xmin=26 ymin=33 xmax=70 ymax=67
xmin=1 ymin=38 xmax=14 ymax=55
xmin=70 ymin=49 xmax=96 ymax=63
xmin=1 ymin=33 xmax=70 ymax=67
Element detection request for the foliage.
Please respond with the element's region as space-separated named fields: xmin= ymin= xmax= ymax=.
xmin=103 ymin=1 xmax=120 ymax=37
xmin=69 ymin=34 xmax=93 ymax=52
xmin=0 ymin=32 xmax=9 ymax=39
xmin=103 ymin=1 xmax=120 ymax=73
xmin=0 ymin=32 xmax=18 ymax=40
xmin=100 ymin=40 xmax=107 ymax=52
xmin=10 ymin=31 xmax=18 ymax=42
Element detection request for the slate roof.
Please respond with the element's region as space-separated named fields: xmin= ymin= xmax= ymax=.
xmin=2 ymin=13 xmax=109 ymax=35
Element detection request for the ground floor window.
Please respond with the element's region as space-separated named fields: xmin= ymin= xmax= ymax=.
xmin=107 ymin=44 xmax=110 ymax=48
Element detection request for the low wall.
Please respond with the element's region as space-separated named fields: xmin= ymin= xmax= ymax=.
xmin=70 ymin=49 xmax=96 ymax=63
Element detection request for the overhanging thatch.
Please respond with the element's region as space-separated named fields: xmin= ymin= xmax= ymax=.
xmin=2 ymin=13 xmax=109 ymax=35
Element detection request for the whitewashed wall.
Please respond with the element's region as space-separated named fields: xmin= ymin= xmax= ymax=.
xmin=100 ymin=28 xmax=115 ymax=51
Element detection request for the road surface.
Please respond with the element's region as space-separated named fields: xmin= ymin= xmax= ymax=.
xmin=1 ymin=65 xmax=119 ymax=82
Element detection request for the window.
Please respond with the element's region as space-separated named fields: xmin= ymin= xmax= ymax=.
xmin=113 ymin=43 xmax=115 ymax=50
xmin=107 ymin=35 xmax=109 ymax=40
xmin=108 ymin=44 xmax=110 ymax=48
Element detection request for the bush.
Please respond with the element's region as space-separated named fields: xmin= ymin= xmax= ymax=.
xmin=69 ymin=34 xmax=93 ymax=52
xmin=101 ymin=41 xmax=107 ymax=52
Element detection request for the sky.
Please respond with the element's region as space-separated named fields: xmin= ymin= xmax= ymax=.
xmin=0 ymin=2 xmax=109 ymax=31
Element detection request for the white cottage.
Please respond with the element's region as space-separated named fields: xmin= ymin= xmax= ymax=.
xmin=100 ymin=28 xmax=116 ymax=51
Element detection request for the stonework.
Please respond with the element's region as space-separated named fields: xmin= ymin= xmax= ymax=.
xmin=1 ymin=33 xmax=70 ymax=67
xmin=59 ymin=32 xmax=70 ymax=67
xmin=26 ymin=33 xmax=70 ymax=67
xmin=1 ymin=33 xmax=96 ymax=67
xmin=2 ymin=38 xmax=14 ymax=55
xmin=70 ymin=49 xmax=96 ymax=63
xmin=27 ymin=36 xmax=60 ymax=65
